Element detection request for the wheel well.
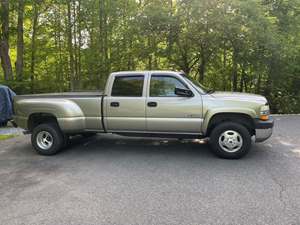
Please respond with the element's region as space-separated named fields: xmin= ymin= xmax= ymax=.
xmin=207 ymin=113 xmax=255 ymax=136
xmin=28 ymin=113 xmax=58 ymax=132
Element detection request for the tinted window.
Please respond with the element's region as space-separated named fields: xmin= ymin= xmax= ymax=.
xmin=150 ymin=75 xmax=188 ymax=97
xmin=111 ymin=76 xmax=144 ymax=97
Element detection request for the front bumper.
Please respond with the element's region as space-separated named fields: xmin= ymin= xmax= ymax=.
xmin=254 ymin=117 xmax=274 ymax=142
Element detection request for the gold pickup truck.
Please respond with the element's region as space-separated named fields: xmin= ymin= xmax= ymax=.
xmin=13 ymin=71 xmax=274 ymax=159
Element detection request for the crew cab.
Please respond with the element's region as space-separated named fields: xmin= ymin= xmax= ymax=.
xmin=13 ymin=71 xmax=274 ymax=159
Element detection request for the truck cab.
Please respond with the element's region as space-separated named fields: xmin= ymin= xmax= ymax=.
xmin=104 ymin=71 xmax=204 ymax=134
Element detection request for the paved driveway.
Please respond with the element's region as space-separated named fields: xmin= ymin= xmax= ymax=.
xmin=1 ymin=116 xmax=300 ymax=225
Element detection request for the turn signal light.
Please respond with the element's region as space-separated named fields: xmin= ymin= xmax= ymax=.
xmin=260 ymin=115 xmax=269 ymax=121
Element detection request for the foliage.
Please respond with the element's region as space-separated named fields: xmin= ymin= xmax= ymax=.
xmin=0 ymin=134 xmax=15 ymax=141
xmin=0 ymin=0 xmax=300 ymax=113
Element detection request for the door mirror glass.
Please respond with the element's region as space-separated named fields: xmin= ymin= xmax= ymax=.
xmin=175 ymin=88 xmax=194 ymax=97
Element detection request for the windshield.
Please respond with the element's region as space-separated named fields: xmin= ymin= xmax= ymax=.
xmin=180 ymin=74 xmax=210 ymax=94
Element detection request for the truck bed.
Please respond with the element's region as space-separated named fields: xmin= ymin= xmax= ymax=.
xmin=15 ymin=92 xmax=104 ymax=98
xmin=13 ymin=92 xmax=105 ymax=132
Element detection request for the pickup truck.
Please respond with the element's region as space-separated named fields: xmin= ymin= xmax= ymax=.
xmin=13 ymin=71 xmax=274 ymax=159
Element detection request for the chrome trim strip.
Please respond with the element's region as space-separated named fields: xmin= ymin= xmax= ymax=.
xmin=107 ymin=130 xmax=202 ymax=136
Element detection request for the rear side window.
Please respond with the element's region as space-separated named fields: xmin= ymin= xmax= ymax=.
xmin=111 ymin=76 xmax=144 ymax=97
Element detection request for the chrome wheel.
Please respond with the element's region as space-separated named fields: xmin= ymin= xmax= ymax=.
xmin=36 ymin=131 xmax=53 ymax=150
xmin=218 ymin=130 xmax=243 ymax=153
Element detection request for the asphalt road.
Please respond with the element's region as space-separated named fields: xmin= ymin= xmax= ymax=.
xmin=1 ymin=116 xmax=300 ymax=225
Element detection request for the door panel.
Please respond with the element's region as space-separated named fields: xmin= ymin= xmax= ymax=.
xmin=146 ymin=97 xmax=202 ymax=133
xmin=105 ymin=75 xmax=147 ymax=132
xmin=146 ymin=75 xmax=203 ymax=134
xmin=105 ymin=97 xmax=146 ymax=131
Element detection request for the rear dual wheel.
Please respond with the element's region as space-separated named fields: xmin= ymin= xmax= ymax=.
xmin=31 ymin=123 xmax=64 ymax=156
xmin=209 ymin=122 xmax=252 ymax=159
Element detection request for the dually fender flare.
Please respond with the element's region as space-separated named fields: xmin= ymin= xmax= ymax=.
xmin=25 ymin=99 xmax=85 ymax=131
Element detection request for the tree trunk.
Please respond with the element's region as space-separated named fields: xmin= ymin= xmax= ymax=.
xmin=148 ymin=55 xmax=152 ymax=70
xmin=256 ymin=74 xmax=261 ymax=94
xmin=222 ymin=43 xmax=227 ymax=91
xmin=239 ymin=68 xmax=245 ymax=92
xmin=57 ymin=3 xmax=64 ymax=91
xmin=198 ymin=43 xmax=208 ymax=83
xmin=99 ymin=0 xmax=110 ymax=81
xmin=166 ymin=0 xmax=174 ymax=62
xmin=0 ymin=0 xmax=13 ymax=80
xmin=181 ymin=53 xmax=190 ymax=75
xmin=16 ymin=0 xmax=24 ymax=81
xmin=264 ymin=59 xmax=275 ymax=97
xmin=232 ymin=49 xmax=238 ymax=92
xmin=67 ymin=0 xmax=75 ymax=91
xmin=99 ymin=0 xmax=106 ymax=84
xmin=73 ymin=0 xmax=78 ymax=84
xmin=127 ymin=39 xmax=134 ymax=70
xmin=198 ymin=53 xmax=206 ymax=83
xmin=30 ymin=1 xmax=38 ymax=90
xmin=88 ymin=28 xmax=95 ymax=81
xmin=148 ymin=36 xmax=152 ymax=70
xmin=77 ymin=0 xmax=82 ymax=85
xmin=103 ymin=0 xmax=109 ymax=78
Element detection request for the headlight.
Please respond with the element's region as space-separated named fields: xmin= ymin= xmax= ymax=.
xmin=260 ymin=105 xmax=270 ymax=121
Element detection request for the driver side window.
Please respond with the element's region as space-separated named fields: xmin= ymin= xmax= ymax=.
xmin=150 ymin=75 xmax=188 ymax=97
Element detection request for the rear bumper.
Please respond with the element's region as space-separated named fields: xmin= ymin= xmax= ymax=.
xmin=10 ymin=119 xmax=30 ymax=134
xmin=10 ymin=120 xmax=18 ymax=128
xmin=254 ymin=117 xmax=274 ymax=142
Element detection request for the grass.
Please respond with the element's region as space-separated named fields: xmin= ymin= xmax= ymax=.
xmin=0 ymin=134 xmax=16 ymax=141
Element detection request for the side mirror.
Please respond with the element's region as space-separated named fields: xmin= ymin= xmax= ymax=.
xmin=175 ymin=88 xmax=194 ymax=97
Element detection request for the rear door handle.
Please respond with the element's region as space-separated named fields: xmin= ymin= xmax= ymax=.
xmin=110 ymin=102 xmax=120 ymax=107
xmin=147 ymin=102 xmax=157 ymax=107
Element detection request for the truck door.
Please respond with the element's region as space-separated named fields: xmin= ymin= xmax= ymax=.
xmin=105 ymin=74 xmax=147 ymax=132
xmin=146 ymin=74 xmax=203 ymax=134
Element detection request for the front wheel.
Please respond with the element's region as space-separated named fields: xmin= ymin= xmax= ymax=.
xmin=31 ymin=123 xmax=64 ymax=155
xmin=209 ymin=122 xmax=252 ymax=159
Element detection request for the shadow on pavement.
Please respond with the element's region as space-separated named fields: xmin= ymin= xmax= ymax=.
xmin=56 ymin=134 xmax=268 ymax=161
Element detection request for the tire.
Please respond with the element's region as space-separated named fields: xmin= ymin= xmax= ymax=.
xmin=209 ymin=122 xmax=252 ymax=159
xmin=31 ymin=123 xmax=64 ymax=156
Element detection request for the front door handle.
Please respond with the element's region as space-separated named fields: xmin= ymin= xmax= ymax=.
xmin=147 ymin=102 xmax=158 ymax=107
xmin=110 ymin=102 xmax=120 ymax=107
